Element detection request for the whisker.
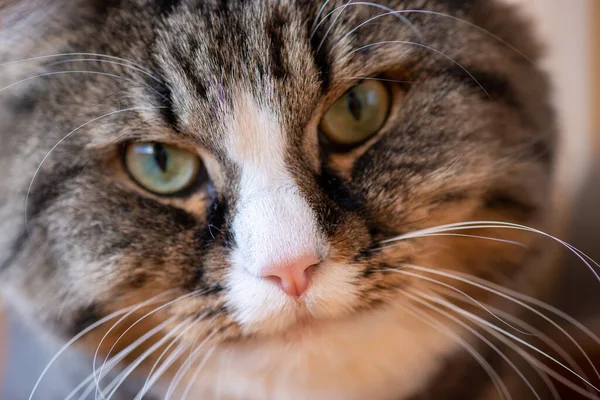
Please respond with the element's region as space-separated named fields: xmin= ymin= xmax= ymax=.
xmin=164 ymin=329 xmax=218 ymax=400
xmin=93 ymin=289 xmax=208 ymax=399
xmin=402 ymin=264 xmax=600 ymax=381
xmin=462 ymin=270 xmax=600 ymax=347
xmin=135 ymin=312 xmax=210 ymax=400
xmin=42 ymin=58 xmax=167 ymax=88
xmin=382 ymin=220 xmax=600 ymax=282
xmin=342 ymin=76 xmax=419 ymax=84
xmin=388 ymin=268 xmax=534 ymax=335
xmin=437 ymin=286 xmax=592 ymax=383
xmin=417 ymin=290 xmax=599 ymax=400
xmin=24 ymin=106 xmax=166 ymax=236
xmin=180 ymin=341 xmax=219 ymax=400
xmin=316 ymin=0 xmax=352 ymax=54
xmin=135 ymin=342 xmax=191 ymax=400
xmin=479 ymin=327 xmax=600 ymax=400
xmin=338 ymin=9 xmax=533 ymax=63
xmin=0 ymin=52 xmax=166 ymax=81
xmin=347 ymin=40 xmax=491 ymax=99
xmin=395 ymin=232 xmax=527 ymax=247
xmin=311 ymin=2 xmax=423 ymax=43
xmin=99 ymin=318 xmax=190 ymax=400
xmin=399 ymin=299 xmax=512 ymax=400
xmin=27 ymin=291 xmax=171 ymax=400
xmin=416 ymin=290 xmax=600 ymax=393
xmin=403 ymin=290 xmax=542 ymax=399
xmin=67 ymin=316 xmax=179 ymax=400
xmin=311 ymin=0 xmax=332 ymax=33
xmin=0 ymin=70 xmax=167 ymax=102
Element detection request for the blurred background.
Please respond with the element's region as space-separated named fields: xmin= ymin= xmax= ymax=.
xmin=0 ymin=0 xmax=598 ymax=398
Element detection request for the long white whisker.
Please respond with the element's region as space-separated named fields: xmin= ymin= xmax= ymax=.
xmin=403 ymin=264 xmax=600 ymax=381
xmin=339 ymin=9 xmax=533 ymax=63
xmin=0 ymin=52 xmax=166 ymax=81
xmin=376 ymin=233 xmax=526 ymax=252
xmin=389 ymin=269 xmax=533 ymax=335
xmin=180 ymin=340 xmax=219 ymax=400
xmin=100 ymin=319 xmax=189 ymax=400
xmin=423 ymin=289 xmax=599 ymax=400
xmin=399 ymin=300 xmax=511 ymax=400
xmin=462 ymin=270 xmax=600 ymax=348
xmin=24 ymin=106 xmax=166 ymax=236
xmin=311 ymin=2 xmax=423 ymax=42
xmin=382 ymin=220 xmax=600 ymax=282
xmin=42 ymin=58 xmax=167 ymax=90
xmin=135 ymin=312 xmax=210 ymax=400
xmin=68 ymin=316 xmax=178 ymax=400
xmin=437 ymin=286 xmax=592 ymax=384
xmin=316 ymin=0 xmax=352 ymax=54
xmin=93 ymin=290 xmax=207 ymax=399
xmin=403 ymin=290 xmax=542 ymax=399
xmin=480 ymin=328 xmax=600 ymax=400
xmin=342 ymin=76 xmax=418 ymax=84
xmin=311 ymin=0 xmax=332 ymax=33
xmin=28 ymin=291 xmax=171 ymax=400
xmin=0 ymin=70 xmax=166 ymax=102
xmin=417 ymin=291 xmax=600 ymax=392
xmin=164 ymin=330 xmax=218 ymax=400
xmin=134 ymin=343 xmax=190 ymax=400
xmin=348 ymin=40 xmax=491 ymax=99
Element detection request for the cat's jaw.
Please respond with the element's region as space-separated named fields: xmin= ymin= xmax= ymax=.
xmin=167 ymin=304 xmax=460 ymax=400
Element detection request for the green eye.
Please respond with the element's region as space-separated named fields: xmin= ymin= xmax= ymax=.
xmin=319 ymin=80 xmax=391 ymax=147
xmin=124 ymin=142 xmax=202 ymax=195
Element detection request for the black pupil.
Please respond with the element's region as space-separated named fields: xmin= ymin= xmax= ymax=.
xmin=153 ymin=143 xmax=169 ymax=172
xmin=346 ymin=90 xmax=363 ymax=121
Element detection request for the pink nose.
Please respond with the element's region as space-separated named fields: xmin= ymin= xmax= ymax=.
xmin=260 ymin=254 xmax=320 ymax=297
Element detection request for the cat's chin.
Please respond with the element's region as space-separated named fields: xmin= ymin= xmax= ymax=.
xmin=236 ymin=300 xmax=385 ymax=343
xmin=175 ymin=301 xmax=460 ymax=400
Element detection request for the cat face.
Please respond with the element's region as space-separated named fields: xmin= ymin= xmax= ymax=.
xmin=0 ymin=0 xmax=558 ymax=397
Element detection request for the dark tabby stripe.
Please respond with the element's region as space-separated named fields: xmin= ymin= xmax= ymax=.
xmin=0 ymin=230 xmax=29 ymax=273
xmin=483 ymin=191 xmax=538 ymax=219
xmin=265 ymin=9 xmax=289 ymax=80
xmin=68 ymin=303 xmax=102 ymax=337
xmin=151 ymin=79 xmax=179 ymax=130
xmin=441 ymin=66 xmax=519 ymax=108
xmin=26 ymin=166 xmax=85 ymax=221
xmin=155 ymin=0 xmax=182 ymax=16
xmin=308 ymin=28 xmax=333 ymax=93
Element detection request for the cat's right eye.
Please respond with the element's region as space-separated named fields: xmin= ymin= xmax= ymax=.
xmin=319 ymin=80 xmax=391 ymax=148
xmin=123 ymin=142 xmax=203 ymax=196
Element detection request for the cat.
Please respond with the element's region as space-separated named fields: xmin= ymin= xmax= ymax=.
xmin=0 ymin=0 xmax=596 ymax=399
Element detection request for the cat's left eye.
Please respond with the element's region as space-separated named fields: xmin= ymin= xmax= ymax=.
xmin=319 ymin=80 xmax=391 ymax=148
xmin=123 ymin=142 xmax=202 ymax=195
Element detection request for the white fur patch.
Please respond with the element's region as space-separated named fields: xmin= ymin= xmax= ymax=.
xmin=224 ymin=92 xmax=362 ymax=333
